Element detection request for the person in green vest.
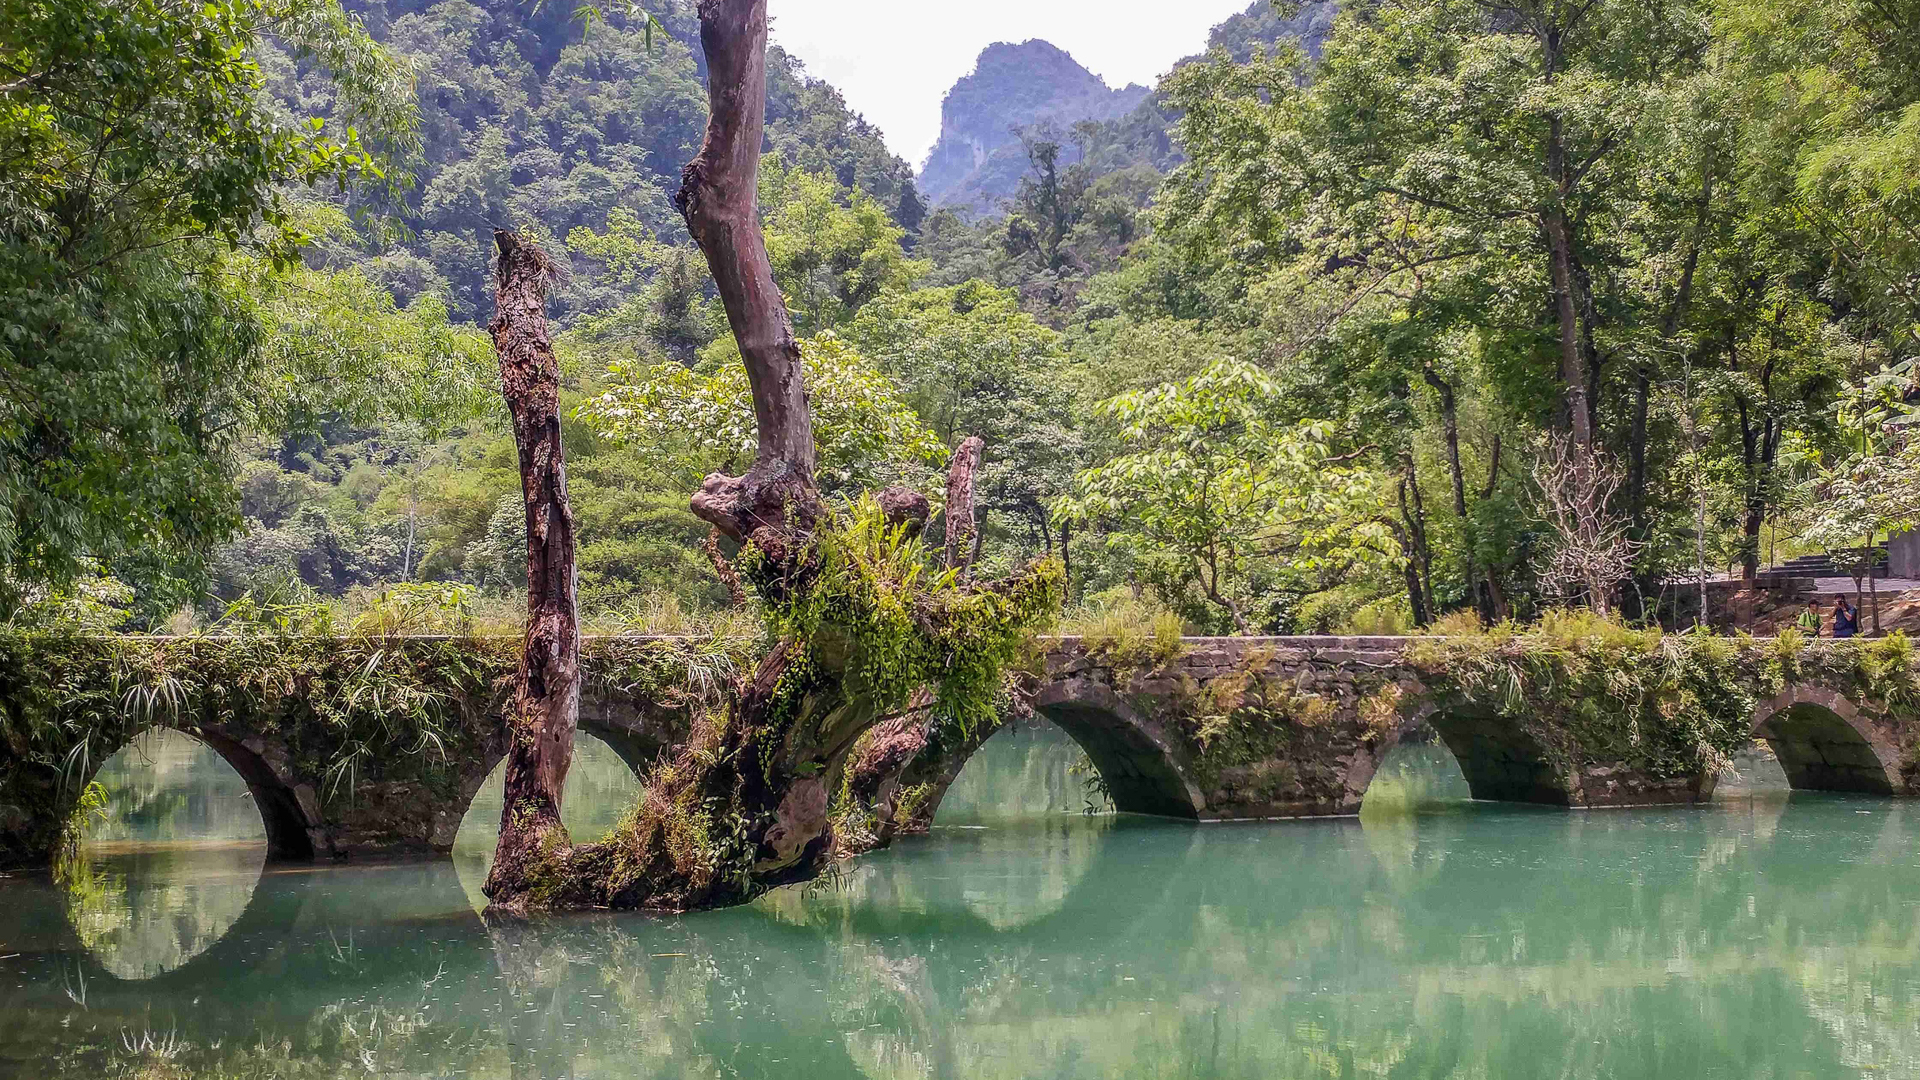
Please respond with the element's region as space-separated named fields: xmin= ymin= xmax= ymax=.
xmin=1796 ymin=599 xmax=1823 ymax=637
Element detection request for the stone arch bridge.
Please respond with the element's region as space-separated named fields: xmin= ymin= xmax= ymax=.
xmin=2 ymin=633 xmax=1915 ymax=869
xmin=870 ymin=637 xmax=1915 ymax=836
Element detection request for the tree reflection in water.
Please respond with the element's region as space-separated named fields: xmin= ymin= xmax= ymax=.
xmin=7 ymin=734 xmax=1920 ymax=1077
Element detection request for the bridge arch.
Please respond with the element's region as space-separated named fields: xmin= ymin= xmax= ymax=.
xmin=1750 ymin=686 xmax=1900 ymax=795
xmin=907 ymin=679 xmax=1207 ymax=827
xmin=1384 ymin=701 xmax=1573 ymax=807
xmin=73 ymin=722 xmax=319 ymax=862
xmin=1354 ymin=718 xmax=1472 ymax=813
xmin=1027 ymin=680 xmax=1206 ymax=819
xmin=174 ymin=725 xmax=318 ymax=860
xmin=406 ymin=692 xmax=662 ymax=853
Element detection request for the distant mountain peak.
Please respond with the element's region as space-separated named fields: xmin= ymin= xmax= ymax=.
xmin=917 ymin=39 xmax=1149 ymax=214
xmin=913 ymin=4 xmax=1337 ymax=216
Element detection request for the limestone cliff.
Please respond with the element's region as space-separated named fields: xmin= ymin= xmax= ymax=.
xmin=917 ymin=40 xmax=1149 ymax=214
xmin=915 ymin=3 xmax=1340 ymax=215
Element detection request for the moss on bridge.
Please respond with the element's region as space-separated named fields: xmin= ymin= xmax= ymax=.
xmin=0 ymin=630 xmax=760 ymax=867
xmin=1404 ymin=619 xmax=1920 ymax=786
xmin=10 ymin=619 xmax=1920 ymax=877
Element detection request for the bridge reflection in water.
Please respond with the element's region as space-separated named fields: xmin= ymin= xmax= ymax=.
xmin=451 ymin=732 xmax=644 ymax=912
xmin=4 ymin=724 xmax=1916 ymax=1078
xmin=59 ymin=730 xmax=267 ymax=980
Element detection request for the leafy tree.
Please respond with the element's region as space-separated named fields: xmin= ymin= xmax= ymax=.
xmin=1161 ymin=0 xmax=1721 ymax=451
xmin=1719 ymin=0 xmax=1920 ymax=361
xmin=996 ymin=123 xmax=1158 ymax=320
xmin=1120 ymin=0 xmax=1920 ymax=621
xmin=849 ymin=281 xmax=1084 ymax=568
xmin=237 ymin=238 xmax=496 ymax=435
xmin=576 ymin=333 xmax=943 ymax=495
xmin=760 ymin=157 xmax=923 ymax=334
xmin=562 ymin=207 xmax=721 ymax=363
xmin=3 ymin=558 xmax=134 ymax=630
xmin=1057 ymin=360 xmax=1395 ymax=634
xmin=0 ymin=0 xmax=418 ymax=610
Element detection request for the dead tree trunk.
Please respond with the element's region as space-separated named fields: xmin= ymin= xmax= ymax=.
xmin=482 ymin=0 xmax=1059 ymax=915
xmin=488 ymin=0 xmax=839 ymax=913
xmin=677 ymin=0 xmax=819 ymax=554
xmin=943 ymin=435 xmax=984 ymax=571
xmin=483 ymin=230 xmax=581 ymax=914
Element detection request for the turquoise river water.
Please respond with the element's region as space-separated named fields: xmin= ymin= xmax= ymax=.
xmin=3 ymin=724 xmax=1920 ymax=1078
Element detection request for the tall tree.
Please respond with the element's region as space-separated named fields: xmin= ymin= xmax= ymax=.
xmin=0 ymin=0 xmax=418 ymax=608
xmin=482 ymin=231 xmax=581 ymax=913
xmin=1057 ymin=361 xmax=1395 ymax=634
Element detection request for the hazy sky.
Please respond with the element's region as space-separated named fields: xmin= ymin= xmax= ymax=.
xmin=767 ymin=0 xmax=1255 ymax=171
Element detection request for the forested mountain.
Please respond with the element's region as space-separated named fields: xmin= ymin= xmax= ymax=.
xmin=200 ymin=0 xmax=935 ymax=615
xmin=270 ymin=0 xmax=921 ymax=323
xmin=917 ymin=40 xmax=1150 ymax=213
xmin=900 ymin=2 xmax=1336 ymax=322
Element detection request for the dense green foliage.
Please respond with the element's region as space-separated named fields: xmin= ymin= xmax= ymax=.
xmin=1058 ymin=360 xmax=1393 ymax=633
xmin=10 ymin=0 xmax=1920 ymax=639
xmin=1047 ymin=0 xmax=1920 ymax=628
xmin=752 ymin=500 xmax=1066 ymax=740
xmin=579 ymin=333 xmax=943 ymax=496
xmin=0 ymin=0 xmax=452 ymax=611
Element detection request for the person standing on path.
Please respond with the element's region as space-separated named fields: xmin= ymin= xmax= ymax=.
xmin=1797 ymin=599 xmax=1823 ymax=637
xmin=1833 ymin=597 xmax=1859 ymax=639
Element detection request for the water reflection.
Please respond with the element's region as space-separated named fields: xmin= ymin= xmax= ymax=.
xmin=61 ymin=844 xmax=265 ymax=981
xmin=935 ymin=720 xmax=1114 ymax=823
xmin=908 ymin=721 xmax=1116 ymax=930
xmin=62 ymin=729 xmax=266 ymax=979
xmin=1715 ymin=742 xmax=1794 ymax=796
xmin=452 ymin=731 xmax=645 ymax=910
xmin=8 ymin=742 xmax=1920 ymax=1077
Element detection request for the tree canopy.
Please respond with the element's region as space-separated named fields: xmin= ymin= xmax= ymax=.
xmin=13 ymin=0 xmax=1920 ymax=636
